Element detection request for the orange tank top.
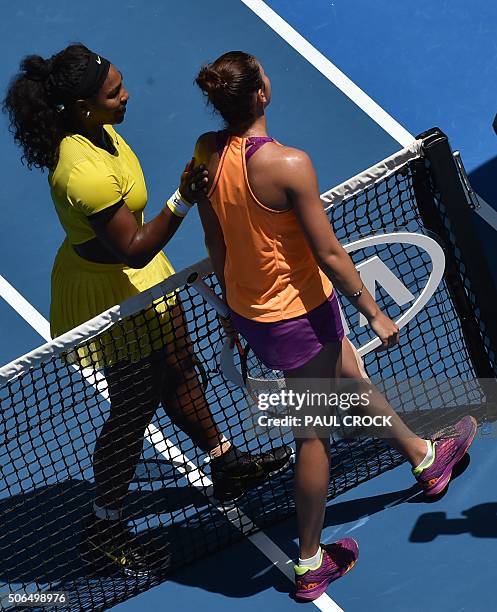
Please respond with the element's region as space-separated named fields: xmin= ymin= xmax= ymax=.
xmin=208 ymin=134 xmax=332 ymax=322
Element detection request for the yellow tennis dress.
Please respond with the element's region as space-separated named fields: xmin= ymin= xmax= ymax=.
xmin=49 ymin=125 xmax=176 ymax=368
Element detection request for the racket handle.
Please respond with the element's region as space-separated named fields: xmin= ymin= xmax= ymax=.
xmin=187 ymin=272 xmax=230 ymax=318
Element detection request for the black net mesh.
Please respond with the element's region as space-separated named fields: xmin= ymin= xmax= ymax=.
xmin=330 ymin=162 xmax=481 ymax=389
xmin=428 ymin=176 xmax=497 ymax=376
xmin=0 ymin=146 xmax=493 ymax=611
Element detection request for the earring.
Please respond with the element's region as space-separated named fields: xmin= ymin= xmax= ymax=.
xmin=86 ymin=111 xmax=90 ymax=118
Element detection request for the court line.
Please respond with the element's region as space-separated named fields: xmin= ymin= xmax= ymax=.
xmin=0 ymin=7 xmax=487 ymax=608
xmin=0 ymin=273 xmax=342 ymax=612
xmin=148 ymin=424 xmax=343 ymax=612
xmin=0 ymin=274 xmax=50 ymax=339
xmin=240 ymin=0 xmax=413 ymax=146
xmin=240 ymin=0 xmax=497 ymax=234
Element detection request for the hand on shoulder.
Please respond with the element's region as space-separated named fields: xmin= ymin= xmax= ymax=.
xmin=194 ymin=131 xmax=218 ymax=166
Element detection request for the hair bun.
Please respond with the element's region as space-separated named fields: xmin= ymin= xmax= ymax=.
xmin=21 ymin=55 xmax=53 ymax=82
xmin=196 ymin=65 xmax=227 ymax=97
xmin=195 ymin=51 xmax=262 ymax=127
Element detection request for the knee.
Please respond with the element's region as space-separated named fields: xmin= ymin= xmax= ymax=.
xmin=296 ymin=437 xmax=331 ymax=455
xmin=164 ymin=349 xmax=201 ymax=388
xmin=341 ymin=338 xmax=370 ymax=381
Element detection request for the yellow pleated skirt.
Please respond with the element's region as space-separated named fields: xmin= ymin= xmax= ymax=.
xmin=50 ymin=239 xmax=177 ymax=369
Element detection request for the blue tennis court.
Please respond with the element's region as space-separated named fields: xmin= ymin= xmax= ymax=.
xmin=1 ymin=1 xmax=496 ymax=610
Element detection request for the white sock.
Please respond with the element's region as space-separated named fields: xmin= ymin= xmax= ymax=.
xmin=209 ymin=435 xmax=231 ymax=459
xmin=93 ymin=502 xmax=122 ymax=522
xmin=414 ymin=440 xmax=435 ymax=474
xmin=298 ymin=546 xmax=322 ymax=569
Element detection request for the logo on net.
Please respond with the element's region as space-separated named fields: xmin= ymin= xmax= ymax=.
xmin=220 ymin=231 xmax=446 ymax=391
xmin=340 ymin=232 xmax=445 ymax=356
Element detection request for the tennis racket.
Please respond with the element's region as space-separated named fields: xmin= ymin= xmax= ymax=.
xmin=187 ymin=272 xmax=371 ymax=437
xmin=187 ymin=272 xmax=286 ymax=406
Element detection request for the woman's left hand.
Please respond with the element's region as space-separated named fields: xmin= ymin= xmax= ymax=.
xmin=179 ymin=159 xmax=209 ymax=204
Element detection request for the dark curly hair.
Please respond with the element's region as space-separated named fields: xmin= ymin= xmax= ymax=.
xmin=195 ymin=51 xmax=263 ymax=129
xmin=3 ymin=44 xmax=94 ymax=171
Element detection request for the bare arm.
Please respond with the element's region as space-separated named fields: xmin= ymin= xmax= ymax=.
xmin=88 ymin=161 xmax=208 ymax=269
xmin=193 ymin=134 xmax=237 ymax=344
xmin=194 ymin=197 xmax=225 ymax=296
xmin=282 ymin=149 xmax=399 ymax=349
xmin=89 ymin=200 xmax=183 ymax=269
xmin=193 ymin=134 xmax=228 ymax=299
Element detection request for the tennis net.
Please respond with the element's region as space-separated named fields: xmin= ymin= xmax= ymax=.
xmin=0 ymin=128 xmax=496 ymax=610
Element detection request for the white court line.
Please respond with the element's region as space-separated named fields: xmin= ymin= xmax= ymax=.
xmin=0 ymin=273 xmax=342 ymax=612
xmin=0 ymin=274 xmax=51 ymax=339
xmin=240 ymin=0 xmax=413 ymax=147
xmin=240 ymin=0 xmax=497 ymax=234
xmin=148 ymin=424 xmax=343 ymax=612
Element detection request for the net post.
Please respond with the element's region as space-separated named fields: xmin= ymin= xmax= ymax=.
xmin=412 ymin=127 xmax=497 ymax=383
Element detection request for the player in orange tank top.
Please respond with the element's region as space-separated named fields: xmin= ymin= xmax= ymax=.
xmin=192 ymin=52 xmax=477 ymax=601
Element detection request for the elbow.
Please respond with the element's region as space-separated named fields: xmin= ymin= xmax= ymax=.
xmin=121 ymin=238 xmax=155 ymax=268
xmin=204 ymin=237 xmax=214 ymax=256
xmin=127 ymin=260 xmax=147 ymax=270
xmin=315 ymin=249 xmax=339 ymax=271
xmin=315 ymin=250 xmax=346 ymax=280
xmin=205 ymin=234 xmax=224 ymax=257
xmin=204 ymin=230 xmax=215 ymax=248
xmin=122 ymin=253 xmax=152 ymax=269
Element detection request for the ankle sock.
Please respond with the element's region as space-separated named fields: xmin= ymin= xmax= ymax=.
xmin=298 ymin=547 xmax=323 ymax=570
xmin=209 ymin=436 xmax=232 ymax=460
xmin=211 ymin=441 xmax=247 ymax=466
xmin=413 ymin=440 xmax=435 ymax=475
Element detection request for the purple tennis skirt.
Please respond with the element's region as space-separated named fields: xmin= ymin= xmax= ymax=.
xmin=229 ymin=292 xmax=345 ymax=372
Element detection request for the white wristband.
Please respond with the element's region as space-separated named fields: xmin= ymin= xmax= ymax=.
xmin=166 ymin=188 xmax=192 ymax=218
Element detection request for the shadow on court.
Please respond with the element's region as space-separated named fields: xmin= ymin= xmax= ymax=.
xmin=0 ymin=450 xmax=478 ymax=606
xmin=469 ymin=154 xmax=497 ymax=206
xmin=319 ymin=451 xmax=473 ymax=528
xmin=158 ymin=541 xmax=291 ymax=599
xmin=322 ymin=485 xmax=420 ymax=527
xmin=0 ymin=479 xmax=245 ymax=609
xmin=0 ymin=468 xmax=300 ymax=608
xmin=410 ymin=503 xmax=497 ymax=542
xmin=0 ymin=477 xmax=208 ymax=580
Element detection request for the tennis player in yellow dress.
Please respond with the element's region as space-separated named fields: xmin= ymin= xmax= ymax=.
xmin=4 ymin=44 xmax=292 ymax=575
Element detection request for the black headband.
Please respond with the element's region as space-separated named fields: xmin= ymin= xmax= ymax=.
xmin=73 ymin=51 xmax=111 ymax=99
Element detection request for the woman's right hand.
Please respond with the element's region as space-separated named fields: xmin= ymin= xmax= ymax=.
xmin=179 ymin=159 xmax=209 ymax=204
xmin=369 ymin=311 xmax=400 ymax=352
